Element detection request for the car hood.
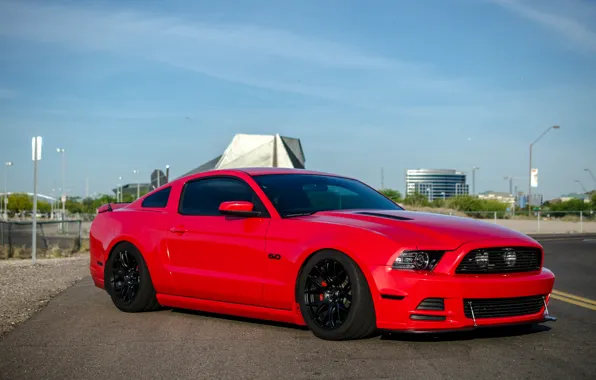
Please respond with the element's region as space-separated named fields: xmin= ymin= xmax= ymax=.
xmin=306 ymin=209 xmax=535 ymax=250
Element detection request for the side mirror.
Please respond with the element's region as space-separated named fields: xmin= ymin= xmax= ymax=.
xmin=218 ymin=201 xmax=262 ymax=217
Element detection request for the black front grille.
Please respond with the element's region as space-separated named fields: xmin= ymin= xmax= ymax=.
xmin=416 ymin=298 xmax=445 ymax=311
xmin=456 ymin=247 xmax=541 ymax=274
xmin=463 ymin=295 xmax=545 ymax=319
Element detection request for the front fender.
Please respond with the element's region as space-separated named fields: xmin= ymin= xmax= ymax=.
xmin=262 ymin=220 xmax=399 ymax=311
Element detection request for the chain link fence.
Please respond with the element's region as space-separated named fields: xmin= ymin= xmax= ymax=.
xmin=440 ymin=210 xmax=596 ymax=234
xmin=0 ymin=220 xmax=83 ymax=259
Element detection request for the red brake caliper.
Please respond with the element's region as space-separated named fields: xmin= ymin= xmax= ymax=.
xmin=320 ymin=281 xmax=327 ymax=301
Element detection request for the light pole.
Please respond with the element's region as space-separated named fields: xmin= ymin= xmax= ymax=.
xmin=585 ymin=169 xmax=596 ymax=188
xmin=471 ymin=166 xmax=479 ymax=195
xmin=3 ymin=162 xmax=13 ymax=221
xmin=528 ymin=125 xmax=560 ymax=215
xmin=56 ymin=148 xmax=66 ymax=220
xmin=574 ymin=180 xmax=588 ymax=194
xmin=117 ymin=176 xmax=123 ymax=202
xmin=50 ymin=188 xmax=55 ymax=219
xmin=133 ymin=169 xmax=140 ymax=199
xmin=504 ymin=176 xmax=514 ymax=195
xmin=441 ymin=191 xmax=445 ymax=201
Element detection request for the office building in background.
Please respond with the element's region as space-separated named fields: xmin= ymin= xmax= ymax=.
xmin=405 ymin=169 xmax=469 ymax=201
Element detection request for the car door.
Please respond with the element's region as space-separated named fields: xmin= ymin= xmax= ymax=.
xmin=165 ymin=176 xmax=271 ymax=307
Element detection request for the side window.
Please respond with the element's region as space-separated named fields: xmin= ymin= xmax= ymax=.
xmin=179 ymin=177 xmax=268 ymax=216
xmin=141 ymin=187 xmax=171 ymax=208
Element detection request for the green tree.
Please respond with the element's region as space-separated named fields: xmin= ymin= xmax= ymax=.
xmin=65 ymin=198 xmax=85 ymax=214
xmin=378 ymin=188 xmax=402 ymax=203
xmin=549 ymin=198 xmax=589 ymax=212
xmin=7 ymin=193 xmax=32 ymax=213
xmin=38 ymin=200 xmax=51 ymax=213
xmin=402 ymin=192 xmax=430 ymax=207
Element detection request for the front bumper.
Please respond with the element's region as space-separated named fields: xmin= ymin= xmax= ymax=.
xmin=372 ymin=265 xmax=556 ymax=332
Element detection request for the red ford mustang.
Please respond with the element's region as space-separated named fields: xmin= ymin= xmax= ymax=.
xmin=89 ymin=167 xmax=556 ymax=340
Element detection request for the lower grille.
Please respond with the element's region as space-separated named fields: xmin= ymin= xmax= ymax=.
xmin=463 ymin=295 xmax=545 ymax=319
xmin=416 ymin=298 xmax=445 ymax=311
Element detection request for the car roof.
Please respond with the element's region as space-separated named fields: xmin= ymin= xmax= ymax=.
xmin=238 ymin=167 xmax=340 ymax=177
xmin=166 ymin=167 xmax=347 ymax=186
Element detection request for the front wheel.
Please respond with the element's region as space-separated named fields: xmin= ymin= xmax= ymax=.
xmin=297 ymin=250 xmax=377 ymax=340
xmin=104 ymin=242 xmax=160 ymax=312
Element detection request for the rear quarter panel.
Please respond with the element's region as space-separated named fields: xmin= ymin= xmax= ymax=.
xmin=89 ymin=208 xmax=176 ymax=294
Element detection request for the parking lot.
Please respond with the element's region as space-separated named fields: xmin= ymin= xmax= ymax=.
xmin=0 ymin=236 xmax=594 ymax=380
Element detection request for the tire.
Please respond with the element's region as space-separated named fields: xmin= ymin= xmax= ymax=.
xmin=297 ymin=249 xmax=376 ymax=340
xmin=104 ymin=242 xmax=160 ymax=312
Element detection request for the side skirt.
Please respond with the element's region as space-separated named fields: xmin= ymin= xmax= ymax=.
xmin=156 ymin=294 xmax=306 ymax=326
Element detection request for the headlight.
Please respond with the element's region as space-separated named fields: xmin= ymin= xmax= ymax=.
xmin=392 ymin=250 xmax=445 ymax=271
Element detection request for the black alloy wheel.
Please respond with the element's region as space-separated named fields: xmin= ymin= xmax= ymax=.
xmin=298 ymin=249 xmax=377 ymax=340
xmin=105 ymin=242 xmax=160 ymax=313
xmin=110 ymin=249 xmax=140 ymax=305
xmin=303 ymin=259 xmax=352 ymax=330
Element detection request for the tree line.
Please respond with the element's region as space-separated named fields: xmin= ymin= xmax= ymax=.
xmin=378 ymin=188 xmax=596 ymax=217
xmin=2 ymin=192 xmax=147 ymax=215
xmin=3 ymin=189 xmax=595 ymax=217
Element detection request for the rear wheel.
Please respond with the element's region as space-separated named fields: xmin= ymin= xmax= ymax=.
xmin=297 ymin=249 xmax=376 ymax=340
xmin=104 ymin=242 xmax=160 ymax=312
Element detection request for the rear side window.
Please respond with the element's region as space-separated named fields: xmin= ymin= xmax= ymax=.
xmin=141 ymin=187 xmax=171 ymax=208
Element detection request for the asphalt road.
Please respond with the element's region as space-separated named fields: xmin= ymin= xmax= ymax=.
xmin=1 ymin=236 xmax=595 ymax=380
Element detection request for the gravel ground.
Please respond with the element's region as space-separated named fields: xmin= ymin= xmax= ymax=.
xmin=0 ymin=254 xmax=90 ymax=338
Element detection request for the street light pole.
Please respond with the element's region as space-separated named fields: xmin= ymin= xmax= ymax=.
xmin=585 ymin=169 xmax=596 ymax=188
xmin=117 ymin=176 xmax=123 ymax=202
xmin=574 ymin=180 xmax=588 ymax=194
xmin=56 ymin=148 xmax=66 ymax=220
xmin=528 ymin=126 xmax=560 ymax=215
xmin=504 ymin=176 xmax=514 ymax=195
xmin=3 ymin=162 xmax=13 ymax=221
xmin=133 ymin=169 xmax=140 ymax=199
xmin=472 ymin=166 xmax=479 ymax=195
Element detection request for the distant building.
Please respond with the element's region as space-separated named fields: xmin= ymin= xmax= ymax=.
xmin=177 ymin=133 xmax=305 ymax=179
xmin=405 ymin=169 xmax=469 ymax=201
xmin=519 ymin=193 xmax=544 ymax=208
xmin=112 ymin=183 xmax=152 ymax=198
xmin=557 ymin=193 xmax=591 ymax=203
xmin=478 ymin=191 xmax=515 ymax=206
xmin=111 ymin=133 xmax=306 ymax=199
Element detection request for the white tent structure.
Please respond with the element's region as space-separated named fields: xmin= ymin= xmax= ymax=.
xmin=178 ymin=133 xmax=306 ymax=178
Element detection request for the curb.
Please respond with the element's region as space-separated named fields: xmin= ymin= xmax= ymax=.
xmin=527 ymin=233 xmax=596 ymax=239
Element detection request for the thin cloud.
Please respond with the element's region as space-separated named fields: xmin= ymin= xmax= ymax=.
xmin=0 ymin=1 xmax=396 ymax=69
xmin=0 ymin=87 xmax=16 ymax=99
xmin=491 ymin=0 xmax=596 ymax=53
xmin=0 ymin=0 xmax=474 ymax=108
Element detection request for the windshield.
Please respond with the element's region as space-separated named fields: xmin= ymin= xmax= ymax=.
xmin=252 ymin=174 xmax=403 ymax=217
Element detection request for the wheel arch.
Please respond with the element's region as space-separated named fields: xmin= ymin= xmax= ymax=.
xmin=103 ymin=240 xmax=137 ymax=291
xmin=293 ymin=247 xmax=381 ymax=303
xmin=105 ymin=239 xmax=141 ymax=261
xmin=104 ymin=239 xmax=156 ymax=290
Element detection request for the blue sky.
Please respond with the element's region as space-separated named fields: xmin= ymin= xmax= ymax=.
xmin=0 ymin=0 xmax=595 ymax=200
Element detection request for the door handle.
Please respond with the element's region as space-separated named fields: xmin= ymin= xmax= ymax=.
xmin=169 ymin=226 xmax=187 ymax=234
